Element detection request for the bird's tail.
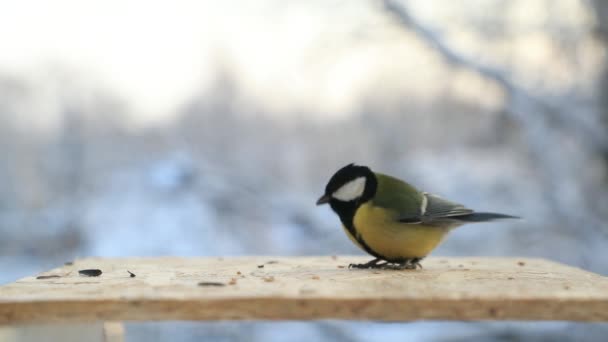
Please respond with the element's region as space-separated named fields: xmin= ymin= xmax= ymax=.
xmin=455 ymin=212 xmax=520 ymax=222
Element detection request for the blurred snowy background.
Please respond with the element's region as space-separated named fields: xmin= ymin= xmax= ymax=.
xmin=1 ymin=0 xmax=607 ymax=340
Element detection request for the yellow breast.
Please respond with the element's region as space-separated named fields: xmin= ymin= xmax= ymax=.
xmin=350 ymin=202 xmax=450 ymax=260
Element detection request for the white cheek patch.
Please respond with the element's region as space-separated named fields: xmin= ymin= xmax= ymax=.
xmin=332 ymin=177 xmax=366 ymax=202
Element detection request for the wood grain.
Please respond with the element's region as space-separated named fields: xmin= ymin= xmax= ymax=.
xmin=1 ymin=256 xmax=607 ymax=324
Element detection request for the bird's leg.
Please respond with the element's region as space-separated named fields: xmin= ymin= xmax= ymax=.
xmin=349 ymin=258 xmax=385 ymax=269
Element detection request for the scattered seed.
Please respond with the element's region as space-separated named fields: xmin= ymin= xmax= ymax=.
xmin=229 ymin=278 xmax=237 ymax=285
xmin=127 ymin=270 xmax=136 ymax=278
xmin=518 ymin=261 xmax=525 ymax=266
xmin=257 ymin=265 xmax=264 ymax=269
xmin=337 ymin=265 xmax=345 ymax=269
xmin=311 ymin=275 xmax=320 ymax=280
xmin=263 ymin=276 xmax=275 ymax=282
xmin=198 ymin=281 xmax=225 ymax=287
xmin=508 ymin=277 xmax=514 ymax=280
xmin=79 ymin=269 xmax=102 ymax=277
xmin=36 ymin=275 xmax=61 ymax=279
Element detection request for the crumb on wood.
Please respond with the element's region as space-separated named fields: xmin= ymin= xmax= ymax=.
xmin=518 ymin=261 xmax=525 ymax=266
xmin=127 ymin=270 xmax=136 ymax=278
xmin=36 ymin=275 xmax=61 ymax=279
xmin=311 ymin=275 xmax=320 ymax=280
xmin=237 ymin=271 xmax=242 ymax=275
xmin=198 ymin=281 xmax=226 ymax=287
xmin=78 ymin=269 xmax=102 ymax=277
xmin=263 ymin=276 xmax=275 ymax=282
xmin=229 ymin=278 xmax=237 ymax=285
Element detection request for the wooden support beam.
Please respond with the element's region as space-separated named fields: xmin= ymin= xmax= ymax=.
xmin=1 ymin=256 xmax=607 ymax=323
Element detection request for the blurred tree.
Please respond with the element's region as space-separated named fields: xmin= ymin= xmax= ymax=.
xmin=591 ymin=0 xmax=608 ymax=163
xmin=382 ymin=0 xmax=608 ymax=270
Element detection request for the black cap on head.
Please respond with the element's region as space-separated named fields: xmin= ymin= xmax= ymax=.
xmin=316 ymin=163 xmax=376 ymax=205
xmin=325 ymin=163 xmax=371 ymax=194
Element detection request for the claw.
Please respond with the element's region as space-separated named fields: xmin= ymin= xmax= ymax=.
xmin=379 ymin=258 xmax=424 ymax=270
xmin=349 ymin=258 xmax=384 ymax=269
xmin=349 ymin=258 xmax=424 ymax=270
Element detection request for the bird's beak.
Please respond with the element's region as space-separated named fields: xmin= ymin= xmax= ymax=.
xmin=316 ymin=194 xmax=330 ymax=205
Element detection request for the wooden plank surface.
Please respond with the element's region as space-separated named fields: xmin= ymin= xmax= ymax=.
xmin=1 ymin=256 xmax=607 ymax=324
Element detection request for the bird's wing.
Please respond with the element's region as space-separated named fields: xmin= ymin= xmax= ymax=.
xmin=370 ymin=173 xmax=474 ymax=225
xmin=397 ymin=192 xmax=473 ymax=224
xmin=419 ymin=193 xmax=473 ymax=221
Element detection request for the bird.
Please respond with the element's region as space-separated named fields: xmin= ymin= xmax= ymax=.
xmin=316 ymin=163 xmax=518 ymax=270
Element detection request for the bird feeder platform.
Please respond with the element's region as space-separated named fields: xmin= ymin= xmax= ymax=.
xmin=1 ymin=256 xmax=607 ymax=341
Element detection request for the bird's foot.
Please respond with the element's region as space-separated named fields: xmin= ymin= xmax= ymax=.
xmin=348 ymin=258 xmax=424 ymax=270
xmin=380 ymin=263 xmax=417 ymax=270
xmin=348 ymin=258 xmax=387 ymax=269
xmin=408 ymin=258 xmax=424 ymax=269
xmin=380 ymin=258 xmax=424 ymax=270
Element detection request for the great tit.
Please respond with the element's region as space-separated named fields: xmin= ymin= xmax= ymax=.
xmin=316 ymin=163 xmax=518 ymax=270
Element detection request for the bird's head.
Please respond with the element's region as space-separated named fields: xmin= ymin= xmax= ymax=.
xmin=316 ymin=163 xmax=377 ymax=208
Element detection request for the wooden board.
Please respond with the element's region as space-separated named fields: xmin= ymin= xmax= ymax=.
xmin=1 ymin=256 xmax=607 ymax=324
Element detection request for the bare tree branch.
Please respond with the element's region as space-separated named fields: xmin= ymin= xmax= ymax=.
xmin=380 ymin=0 xmax=607 ymax=247
xmin=381 ymin=0 xmax=607 ymax=152
xmin=591 ymin=0 xmax=608 ymax=157
xmin=382 ymin=0 xmax=516 ymax=94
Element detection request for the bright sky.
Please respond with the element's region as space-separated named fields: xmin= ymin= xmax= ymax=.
xmin=0 ymin=1 xmax=457 ymax=127
xmin=0 ymin=0 xmax=593 ymax=129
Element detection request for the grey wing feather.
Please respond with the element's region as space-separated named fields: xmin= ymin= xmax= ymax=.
xmin=421 ymin=193 xmax=473 ymax=219
xmin=398 ymin=192 xmax=473 ymax=224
